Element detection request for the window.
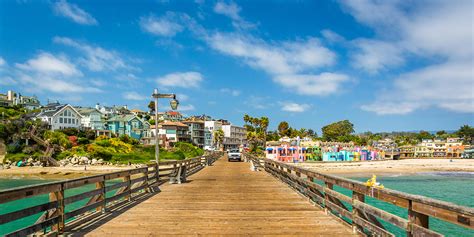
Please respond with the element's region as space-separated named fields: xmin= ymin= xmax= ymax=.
xmin=60 ymin=117 xmax=63 ymax=123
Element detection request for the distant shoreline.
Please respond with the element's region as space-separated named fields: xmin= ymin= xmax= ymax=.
xmin=0 ymin=165 xmax=129 ymax=180
xmin=293 ymin=159 xmax=474 ymax=177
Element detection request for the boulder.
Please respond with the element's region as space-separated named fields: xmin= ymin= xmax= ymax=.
xmin=27 ymin=158 xmax=34 ymax=164
xmin=71 ymin=157 xmax=79 ymax=165
xmin=91 ymin=159 xmax=98 ymax=165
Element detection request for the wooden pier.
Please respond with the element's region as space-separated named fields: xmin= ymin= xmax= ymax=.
xmin=0 ymin=152 xmax=473 ymax=236
xmin=74 ymin=155 xmax=355 ymax=236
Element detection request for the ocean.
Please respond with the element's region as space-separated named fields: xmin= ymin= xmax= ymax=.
xmin=0 ymin=173 xmax=473 ymax=236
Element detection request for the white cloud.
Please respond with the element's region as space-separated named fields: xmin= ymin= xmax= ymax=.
xmin=53 ymin=0 xmax=97 ymax=25
xmin=220 ymin=88 xmax=240 ymax=96
xmin=0 ymin=57 xmax=6 ymax=66
xmin=279 ymin=101 xmax=311 ymax=113
xmin=213 ymin=1 xmax=255 ymax=29
xmin=17 ymin=73 xmax=101 ymax=94
xmin=321 ymin=29 xmax=345 ymax=43
xmin=15 ymin=52 xmax=81 ymax=76
xmin=176 ymin=93 xmax=189 ymax=101
xmin=340 ymin=0 xmax=474 ymax=114
xmin=53 ymin=37 xmax=132 ymax=72
xmin=351 ymin=39 xmax=405 ymax=74
xmin=206 ymin=33 xmax=336 ymax=74
xmin=274 ymin=73 xmax=349 ymax=96
xmin=0 ymin=76 xmax=17 ymax=86
xmin=178 ymin=104 xmax=195 ymax=111
xmin=123 ymin=91 xmax=148 ymax=101
xmin=156 ymin=71 xmax=203 ymax=88
xmin=139 ymin=12 xmax=184 ymax=37
xmin=361 ymin=61 xmax=474 ymax=114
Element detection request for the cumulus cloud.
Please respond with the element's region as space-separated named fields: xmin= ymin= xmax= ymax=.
xmin=220 ymin=88 xmax=241 ymax=96
xmin=139 ymin=12 xmax=184 ymax=37
xmin=340 ymin=0 xmax=474 ymax=114
xmin=279 ymin=102 xmax=311 ymax=112
xmin=156 ymin=71 xmax=203 ymax=88
xmin=206 ymin=33 xmax=336 ymax=75
xmin=123 ymin=91 xmax=148 ymax=101
xmin=361 ymin=61 xmax=474 ymax=114
xmin=10 ymin=52 xmax=101 ymax=94
xmin=178 ymin=104 xmax=195 ymax=111
xmin=204 ymin=32 xmax=349 ymax=96
xmin=274 ymin=73 xmax=349 ymax=96
xmin=53 ymin=37 xmax=132 ymax=72
xmin=213 ymin=1 xmax=255 ymax=29
xmin=53 ymin=0 xmax=97 ymax=25
xmin=350 ymin=39 xmax=405 ymax=74
xmin=15 ymin=52 xmax=81 ymax=76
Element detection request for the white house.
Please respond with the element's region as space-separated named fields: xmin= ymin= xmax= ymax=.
xmin=75 ymin=107 xmax=104 ymax=130
xmin=222 ymin=124 xmax=247 ymax=150
xmin=204 ymin=120 xmax=223 ymax=150
xmin=36 ymin=104 xmax=83 ymax=130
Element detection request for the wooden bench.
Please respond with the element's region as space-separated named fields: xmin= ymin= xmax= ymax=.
xmin=169 ymin=164 xmax=187 ymax=184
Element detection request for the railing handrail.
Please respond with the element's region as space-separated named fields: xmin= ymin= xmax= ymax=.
xmin=247 ymin=153 xmax=473 ymax=236
xmin=0 ymin=152 xmax=223 ymax=237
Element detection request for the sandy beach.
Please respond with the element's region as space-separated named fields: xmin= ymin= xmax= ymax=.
xmin=0 ymin=165 xmax=130 ymax=179
xmin=294 ymin=159 xmax=474 ymax=177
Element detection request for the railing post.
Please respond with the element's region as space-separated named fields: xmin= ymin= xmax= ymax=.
xmin=49 ymin=185 xmax=65 ymax=234
xmin=352 ymin=191 xmax=365 ymax=233
xmin=408 ymin=200 xmax=429 ymax=237
xmin=144 ymin=167 xmax=149 ymax=193
xmin=155 ymin=163 xmax=159 ymax=183
xmin=124 ymin=172 xmax=131 ymax=201
xmin=324 ymin=182 xmax=333 ymax=214
xmin=96 ymin=179 xmax=106 ymax=213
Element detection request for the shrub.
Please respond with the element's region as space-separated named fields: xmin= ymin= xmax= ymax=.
xmin=77 ymin=137 xmax=90 ymax=145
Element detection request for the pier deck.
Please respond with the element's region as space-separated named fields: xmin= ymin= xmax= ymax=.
xmin=77 ymin=157 xmax=356 ymax=236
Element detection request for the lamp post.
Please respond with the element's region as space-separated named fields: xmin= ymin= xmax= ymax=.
xmin=152 ymin=89 xmax=179 ymax=179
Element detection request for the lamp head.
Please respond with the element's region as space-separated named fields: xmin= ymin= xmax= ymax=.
xmin=170 ymin=99 xmax=179 ymax=110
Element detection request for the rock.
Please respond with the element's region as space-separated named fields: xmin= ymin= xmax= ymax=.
xmin=71 ymin=157 xmax=79 ymax=165
xmin=27 ymin=158 xmax=34 ymax=164
xmin=80 ymin=157 xmax=89 ymax=164
xmin=4 ymin=164 xmax=10 ymax=169
xmin=91 ymin=159 xmax=98 ymax=165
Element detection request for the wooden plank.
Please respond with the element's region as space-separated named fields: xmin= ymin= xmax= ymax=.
xmin=5 ymin=216 xmax=59 ymax=237
xmin=0 ymin=183 xmax=61 ymax=204
xmin=412 ymin=201 xmax=473 ymax=229
xmin=64 ymin=201 xmax=103 ymax=220
xmin=353 ymin=216 xmax=395 ymax=237
xmin=353 ymin=199 xmax=409 ymax=230
xmin=63 ymin=176 xmax=104 ymax=190
xmin=0 ymin=201 xmax=57 ymax=225
xmin=64 ymin=189 xmax=103 ymax=205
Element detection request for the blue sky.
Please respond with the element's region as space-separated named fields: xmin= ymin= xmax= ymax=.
xmin=0 ymin=0 xmax=472 ymax=133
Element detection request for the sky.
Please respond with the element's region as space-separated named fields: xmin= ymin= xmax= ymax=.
xmin=0 ymin=0 xmax=473 ymax=133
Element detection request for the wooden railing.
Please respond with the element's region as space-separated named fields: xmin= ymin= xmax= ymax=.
xmin=0 ymin=152 xmax=222 ymax=237
xmin=253 ymin=155 xmax=473 ymax=237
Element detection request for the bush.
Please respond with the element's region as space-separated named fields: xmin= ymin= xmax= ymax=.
xmin=60 ymin=128 xmax=79 ymax=136
xmin=5 ymin=153 xmax=28 ymax=162
xmin=77 ymin=137 xmax=90 ymax=145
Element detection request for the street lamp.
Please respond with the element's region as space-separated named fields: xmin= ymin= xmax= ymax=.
xmin=152 ymin=89 xmax=179 ymax=179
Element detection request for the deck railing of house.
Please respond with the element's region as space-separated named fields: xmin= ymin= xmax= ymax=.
xmin=245 ymin=153 xmax=474 ymax=237
xmin=0 ymin=152 xmax=222 ymax=237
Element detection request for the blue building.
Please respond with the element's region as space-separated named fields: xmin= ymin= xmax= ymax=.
xmin=105 ymin=114 xmax=148 ymax=140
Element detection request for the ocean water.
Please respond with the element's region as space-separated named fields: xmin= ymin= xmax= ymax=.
xmin=1 ymin=173 xmax=473 ymax=236
xmin=335 ymin=173 xmax=474 ymax=237
xmin=0 ymin=178 xmax=121 ymax=236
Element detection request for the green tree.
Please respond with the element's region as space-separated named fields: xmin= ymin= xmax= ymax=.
xmin=321 ymin=120 xmax=355 ymax=141
xmin=277 ymin=121 xmax=289 ymax=137
xmin=416 ymin=130 xmax=434 ymax=141
xmin=457 ymin=125 xmax=474 ymax=144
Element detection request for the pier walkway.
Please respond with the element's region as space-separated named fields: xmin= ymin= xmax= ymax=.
xmin=76 ymin=157 xmax=355 ymax=236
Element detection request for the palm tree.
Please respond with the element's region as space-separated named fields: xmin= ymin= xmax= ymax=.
xmin=213 ymin=129 xmax=224 ymax=150
xmin=243 ymin=114 xmax=250 ymax=124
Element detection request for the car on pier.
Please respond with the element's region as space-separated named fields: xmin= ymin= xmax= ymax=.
xmin=228 ymin=149 xmax=242 ymax=162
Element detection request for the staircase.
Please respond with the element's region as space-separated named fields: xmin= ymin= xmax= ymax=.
xmin=28 ymin=126 xmax=59 ymax=167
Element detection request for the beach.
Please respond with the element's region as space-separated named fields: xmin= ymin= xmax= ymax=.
xmin=0 ymin=165 xmax=130 ymax=179
xmin=294 ymin=159 xmax=474 ymax=177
